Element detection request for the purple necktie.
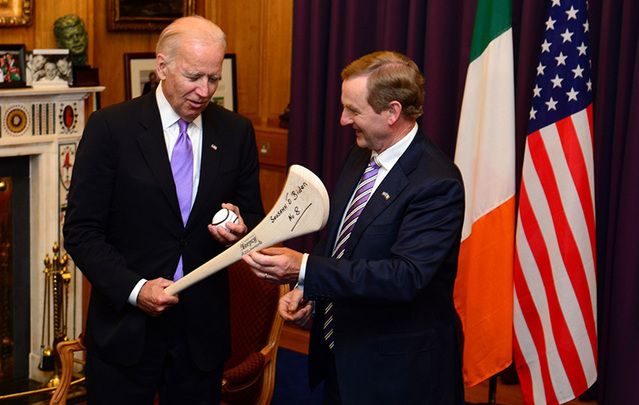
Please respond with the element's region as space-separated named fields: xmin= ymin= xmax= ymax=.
xmin=324 ymin=156 xmax=380 ymax=350
xmin=171 ymin=118 xmax=193 ymax=281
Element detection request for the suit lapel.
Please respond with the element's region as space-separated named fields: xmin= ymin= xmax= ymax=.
xmin=135 ymin=95 xmax=182 ymax=222
xmin=345 ymin=133 xmax=426 ymax=255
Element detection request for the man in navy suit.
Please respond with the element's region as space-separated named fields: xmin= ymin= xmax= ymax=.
xmin=245 ymin=51 xmax=465 ymax=404
xmin=63 ymin=16 xmax=263 ymax=404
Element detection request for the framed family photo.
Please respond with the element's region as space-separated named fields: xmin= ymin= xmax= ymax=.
xmin=108 ymin=0 xmax=196 ymax=31
xmin=27 ymin=49 xmax=72 ymax=88
xmin=124 ymin=52 xmax=237 ymax=113
xmin=0 ymin=44 xmax=26 ymax=88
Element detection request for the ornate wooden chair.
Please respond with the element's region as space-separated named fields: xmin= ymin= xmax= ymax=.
xmin=50 ymin=336 xmax=86 ymax=405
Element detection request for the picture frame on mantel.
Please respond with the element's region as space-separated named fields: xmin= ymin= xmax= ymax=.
xmin=108 ymin=0 xmax=196 ymax=31
xmin=0 ymin=44 xmax=27 ymax=89
xmin=0 ymin=0 xmax=33 ymax=27
xmin=28 ymin=49 xmax=72 ymax=88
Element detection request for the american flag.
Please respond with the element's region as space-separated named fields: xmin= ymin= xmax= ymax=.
xmin=513 ymin=0 xmax=597 ymax=404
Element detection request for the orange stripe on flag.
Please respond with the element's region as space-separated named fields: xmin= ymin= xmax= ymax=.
xmin=454 ymin=197 xmax=515 ymax=386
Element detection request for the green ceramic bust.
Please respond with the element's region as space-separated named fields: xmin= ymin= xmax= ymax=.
xmin=54 ymin=15 xmax=89 ymax=66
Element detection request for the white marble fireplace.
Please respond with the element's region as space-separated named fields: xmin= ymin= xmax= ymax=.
xmin=0 ymin=86 xmax=103 ymax=381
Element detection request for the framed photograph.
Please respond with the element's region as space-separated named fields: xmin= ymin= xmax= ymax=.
xmin=0 ymin=0 xmax=32 ymax=27
xmin=28 ymin=49 xmax=72 ymax=88
xmin=0 ymin=44 xmax=26 ymax=88
xmin=212 ymin=54 xmax=237 ymax=112
xmin=108 ymin=0 xmax=196 ymax=31
xmin=124 ymin=52 xmax=237 ymax=113
xmin=124 ymin=52 xmax=157 ymax=100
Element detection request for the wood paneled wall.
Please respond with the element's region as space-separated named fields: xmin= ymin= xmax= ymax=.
xmin=209 ymin=0 xmax=294 ymax=122
xmin=0 ymin=0 xmax=292 ymax=125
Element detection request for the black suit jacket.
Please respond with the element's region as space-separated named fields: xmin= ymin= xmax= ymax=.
xmin=63 ymin=92 xmax=264 ymax=371
xmin=304 ymin=132 xmax=465 ymax=404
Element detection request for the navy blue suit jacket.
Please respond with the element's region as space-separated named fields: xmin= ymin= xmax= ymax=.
xmin=63 ymin=92 xmax=264 ymax=371
xmin=304 ymin=131 xmax=465 ymax=404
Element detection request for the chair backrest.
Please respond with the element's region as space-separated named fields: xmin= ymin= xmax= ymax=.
xmin=225 ymin=261 xmax=281 ymax=370
xmin=222 ymin=261 xmax=288 ymax=405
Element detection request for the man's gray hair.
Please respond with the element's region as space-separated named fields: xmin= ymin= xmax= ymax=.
xmin=156 ymin=16 xmax=226 ymax=66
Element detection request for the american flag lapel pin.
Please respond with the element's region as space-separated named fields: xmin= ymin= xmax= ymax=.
xmin=382 ymin=191 xmax=390 ymax=201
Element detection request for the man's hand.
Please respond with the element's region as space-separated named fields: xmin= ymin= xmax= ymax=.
xmin=208 ymin=203 xmax=248 ymax=245
xmin=279 ymin=288 xmax=313 ymax=327
xmin=243 ymin=247 xmax=303 ymax=284
xmin=137 ymin=278 xmax=179 ymax=316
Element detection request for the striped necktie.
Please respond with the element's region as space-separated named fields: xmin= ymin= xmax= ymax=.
xmin=171 ymin=118 xmax=193 ymax=281
xmin=324 ymin=156 xmax=380 ymax=350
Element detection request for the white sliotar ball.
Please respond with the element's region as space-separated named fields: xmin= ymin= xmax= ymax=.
xmin=212 ymin=208 xmax=239 ymax=230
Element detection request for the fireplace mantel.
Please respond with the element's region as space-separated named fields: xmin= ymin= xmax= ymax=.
xmin=0 ymin=86 xmax=104 ymax=381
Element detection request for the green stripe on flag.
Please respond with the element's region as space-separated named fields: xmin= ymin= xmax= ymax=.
xmin=470 ymin=0 xmax=512 ymax=62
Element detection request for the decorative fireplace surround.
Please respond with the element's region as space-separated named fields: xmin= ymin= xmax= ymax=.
xmin=0 ymin=86 xmax=104 ymax=382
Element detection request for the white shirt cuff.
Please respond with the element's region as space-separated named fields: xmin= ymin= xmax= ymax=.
xmin=296 ymin=253 xmax=310 ymax=291
xmin=128 ymin=279 xmax=147 ymax=306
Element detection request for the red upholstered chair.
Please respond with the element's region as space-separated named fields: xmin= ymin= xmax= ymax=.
xmin=221 ymin=261 xmax=288 ymax=405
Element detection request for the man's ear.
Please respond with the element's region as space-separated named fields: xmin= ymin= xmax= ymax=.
xmin=156 ymin=54 xmax=168 ymax=80
xmin=386 ymin=101 xmax=402 ymax=125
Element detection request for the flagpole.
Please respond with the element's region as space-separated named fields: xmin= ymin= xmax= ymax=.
xmin=487 ymin=375 xmax=497 ymax=405
xmin=466 ymin=375 xmax=502 ymax=405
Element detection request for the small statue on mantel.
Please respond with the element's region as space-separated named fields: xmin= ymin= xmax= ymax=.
xmin=53 ymin=14 xmax=89 ymax=67
xmin=53 ymin=14 xmax=100 ymax=86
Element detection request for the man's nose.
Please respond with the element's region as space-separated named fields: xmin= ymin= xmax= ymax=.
xmin=194 ymin=79 xmax=213 ymax=98
xmin=340 ymin=110 xmax=352 ymax=126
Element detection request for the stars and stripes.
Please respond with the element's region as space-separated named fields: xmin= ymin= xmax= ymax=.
xmin=514 ymin=1 xmax=597 ymax=404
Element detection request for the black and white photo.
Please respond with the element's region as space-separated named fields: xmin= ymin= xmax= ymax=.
xmin=27 ymin=49 xmax=72 ymax=87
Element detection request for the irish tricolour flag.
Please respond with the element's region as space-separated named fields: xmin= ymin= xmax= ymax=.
xmin=453 ymin=0 xmax=516 ymax=386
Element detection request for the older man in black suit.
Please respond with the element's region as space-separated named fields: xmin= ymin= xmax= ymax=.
xmin=63 ymin=16 xmax=263 ymax=404
xmin=245 ymin=51 xmax=465 ymax=404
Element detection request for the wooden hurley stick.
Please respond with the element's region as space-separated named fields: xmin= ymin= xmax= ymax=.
xmin=165 ymin=164 xmax=329 ymax=296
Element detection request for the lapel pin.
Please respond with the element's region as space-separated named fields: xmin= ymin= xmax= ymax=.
xmin=211 ymin=144 xmax=218 ymax=151
xmin=382 ymin=191 xmax=390 ymax=200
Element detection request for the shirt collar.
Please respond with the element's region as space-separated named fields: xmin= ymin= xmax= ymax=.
xmin=155 ymin=81 xmax=203 ymax=131
xmin=373 ymin=123 xmax=418 ymax=170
